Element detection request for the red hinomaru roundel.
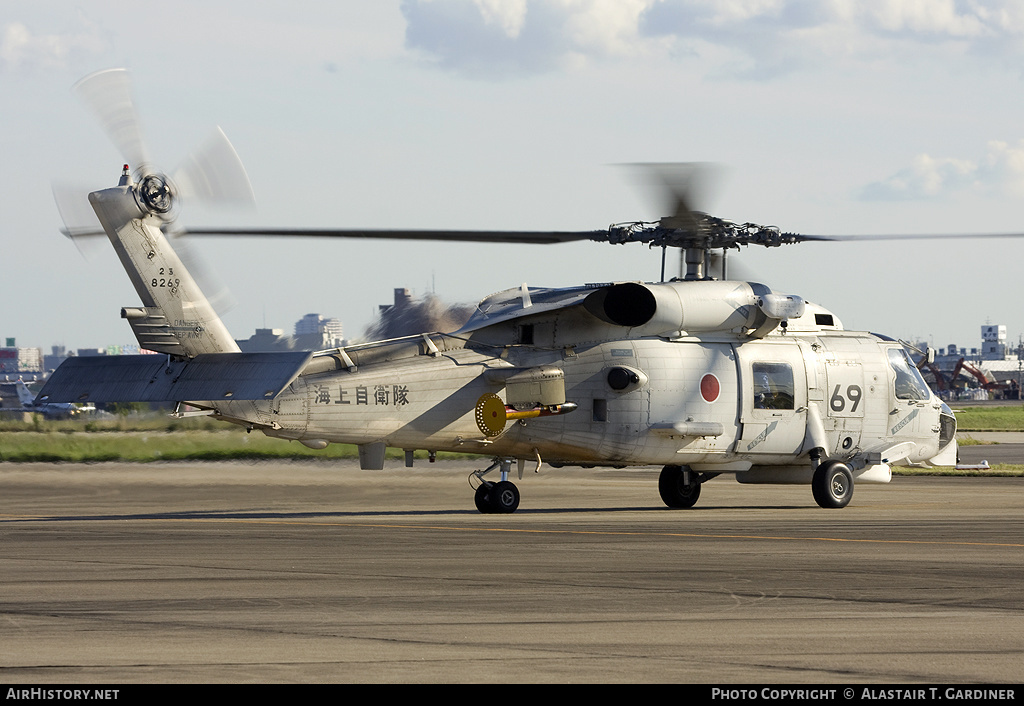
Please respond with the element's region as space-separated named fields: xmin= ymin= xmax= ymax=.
xmin=700 ymin=373 xmax=720 ymax=403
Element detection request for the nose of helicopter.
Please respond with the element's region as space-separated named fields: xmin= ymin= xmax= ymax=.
xmin=927 ymin=401 xmax=958 ymax=466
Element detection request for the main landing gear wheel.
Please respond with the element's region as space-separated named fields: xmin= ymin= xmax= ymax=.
xmin=474 ymin=480 xmax=521 ymax=514
xmin=811 ymin=460 xmax=854 ymax=509
xmin=474 ymin=483 xmax=493 ymax=513
xmin=490 ymin=480 xmax=521 ymax=513
xmin=659 ymin=465 xmax=701 ymax=508
xmin=470 ymin=458 xmax=524 ymax=514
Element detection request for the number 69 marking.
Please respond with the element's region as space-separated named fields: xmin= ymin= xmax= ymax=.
xmin=830 ymin=384 xmax=863 ymax=413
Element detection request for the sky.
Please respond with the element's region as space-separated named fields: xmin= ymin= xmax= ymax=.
xmin=4 ymin=1 xmax=1024 ymax=354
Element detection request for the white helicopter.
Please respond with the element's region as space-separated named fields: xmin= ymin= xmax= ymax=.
xmin=41 ymin=69 xmax=960 ymax=514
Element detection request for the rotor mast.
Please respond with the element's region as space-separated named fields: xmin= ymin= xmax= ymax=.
xmin=602 ymin=213 xmax=801 ymax=281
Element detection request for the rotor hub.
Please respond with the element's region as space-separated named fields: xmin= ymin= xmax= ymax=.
xmin=138 ymin=173 xmax=174 ymax=213
xmin=134 ymin=173 xmax=177 ymax=219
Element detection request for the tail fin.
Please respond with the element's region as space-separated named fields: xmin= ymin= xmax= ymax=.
xmin=89 ymin=170 xmax=239 ymax=358
xmin=15 ymin=381 xmax=35 ymax=407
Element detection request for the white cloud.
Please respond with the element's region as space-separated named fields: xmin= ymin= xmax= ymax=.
xmin=861 ymin=140 xmax=1024 ymax=200
xmin=851 ymin=0 xmax=986 ymax=37
xmin=401 ymin=0 xmax=654 ymax=77
xmin=861 ymin=153 xmax=977 ymax=200
xmin=473 ymin=0 xmax=529 ymax=38
xmin=401 ymin=0 xmax=1024 ymax=80
xmin=978 ymin=139 xmax=1024 ymax=195
xmin=0 ymin=21 xmax=106 ymax=72
xmin=647 ymin=0 xmax=1010 ymax=39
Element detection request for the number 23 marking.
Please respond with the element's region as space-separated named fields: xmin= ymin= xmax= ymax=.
xmin=150 ymin=267 xmax=178 ymax=288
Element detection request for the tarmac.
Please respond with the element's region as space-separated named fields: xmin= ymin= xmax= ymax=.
xmin=0 ymin=459 xmax=1022 ymax=684
xmin=956 ymin=431 xmax=1024 ymax=465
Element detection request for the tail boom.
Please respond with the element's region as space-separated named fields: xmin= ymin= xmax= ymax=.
xmin=89 ymin=177 xmax=238 ymax=357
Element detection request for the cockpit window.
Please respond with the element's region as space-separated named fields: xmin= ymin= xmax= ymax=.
xmin=752 ymin=362 xmax=795 ymax=409
xmin=887 ymin=348 xmax=930 ymax=401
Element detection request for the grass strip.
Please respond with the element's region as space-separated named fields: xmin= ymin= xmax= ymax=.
xmin=3 ymin=430 xmax=1022 ymax=475
xmin=0 ymin=431 xmax=474 ymax=463
xmin=948 ymin=405 xmax=1024 ymax=431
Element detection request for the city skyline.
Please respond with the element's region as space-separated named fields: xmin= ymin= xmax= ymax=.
xmin=5 ymin=3 xmax=1024 ymax=350
xmin=6 ymin=313 xmax=1024 ymax=372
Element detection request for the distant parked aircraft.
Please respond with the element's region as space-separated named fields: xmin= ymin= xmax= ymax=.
xmin=15 ymin=381 xmax=94 ymax=418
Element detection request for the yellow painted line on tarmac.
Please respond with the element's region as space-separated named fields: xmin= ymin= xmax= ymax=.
xmin=141 ymin=516 xmax=1024 ymax=549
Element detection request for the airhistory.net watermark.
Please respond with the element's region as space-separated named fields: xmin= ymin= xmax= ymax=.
xmin=6 ymin=690 xmax=118 ymax=701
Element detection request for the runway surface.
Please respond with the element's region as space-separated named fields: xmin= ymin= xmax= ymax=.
xmin=1 ymin=460 xmax=1022 ymax=684
xmin=957 ymin=432 xmax=1024 ymax=465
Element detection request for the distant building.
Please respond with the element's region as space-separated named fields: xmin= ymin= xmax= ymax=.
xmin=363 ymin=288 xmax=473 ymax=341
xmin=981 ymin=324 xmax=1007 ymax=360
xmin=43 ymin=345 xmax=72 ymax=372
xmin=236 ymin=328 xmax=295 ymax=353
xmin=924 ymin=323 xmax=1024 ymax=400
xmin=379 ymin=288 xmax=413 ymax=316
xmin=0 ymin=346 xmax=42 ymax=374
xmin=293 ymin=314 xmax=344 ymax=350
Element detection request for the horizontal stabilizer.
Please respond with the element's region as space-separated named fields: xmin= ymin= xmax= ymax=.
xmin=37 ymin=351 xmax=312 ymax=403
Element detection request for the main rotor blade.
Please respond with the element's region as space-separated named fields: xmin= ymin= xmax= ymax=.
xmin=793 ymin=232 xmax=1024 ymax=242
xmin=180 ymin=227 xmax=608 ymax=244
xmin=627 ymin=162 xmax=722 ymax=232
xmin=65 ymin=224 xmax=1024 ymax=248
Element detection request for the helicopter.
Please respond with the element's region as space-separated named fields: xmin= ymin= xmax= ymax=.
xmin=40 ymin=69 xmax=961 ymax=514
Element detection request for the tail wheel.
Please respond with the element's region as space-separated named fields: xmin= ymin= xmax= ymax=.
xmin=812 ymin=461 xmax=854 ymax=509
xmin=659 ymin=465 xmax=701 ymax=508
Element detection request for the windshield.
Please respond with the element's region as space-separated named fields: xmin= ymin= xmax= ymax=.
xmin=887 ymin=348 xmax=931 ymax=401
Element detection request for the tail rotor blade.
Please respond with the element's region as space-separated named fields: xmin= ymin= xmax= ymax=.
xmin=73 ymin=68 xmax=152 ymax=176
xmin=165 ymin=228 xmax=237 ymax=317
xmin=52 ymin=182 xmax=103 ymax=239
xmin=64 ymin=67 xmax=245 ymax=321
xmin=173 ymin=127 xmax=255 ymax=206
xmin=52 ymin=182 xmax=110 ymax=260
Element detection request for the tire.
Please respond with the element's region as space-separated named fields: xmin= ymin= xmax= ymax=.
xmin=812 ymin=461 xmax=854 ymax=509
xmin=474 ymin=483 xmax=493 ymax=514
xmin=490 ymin=481 xmax=521 ymax=514
xmin=658 ymin=465 xmax=701 ymax=509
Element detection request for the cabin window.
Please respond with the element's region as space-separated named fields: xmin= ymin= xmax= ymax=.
xmin=593 ymin=398 xmax=608 ymax=422
xmin=518 ymin=324 xmax=534 ymax=345
xmin=752 ymin=362 xmax=794 ymax=410
xmin=887 ymin=348 xmax=930 ymax=401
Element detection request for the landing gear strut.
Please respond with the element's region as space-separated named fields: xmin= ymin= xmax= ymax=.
xmin=471 ymin=459 xmax=521 ymax=514
xmin=659 ymin=465 xmax=705 ymax=508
